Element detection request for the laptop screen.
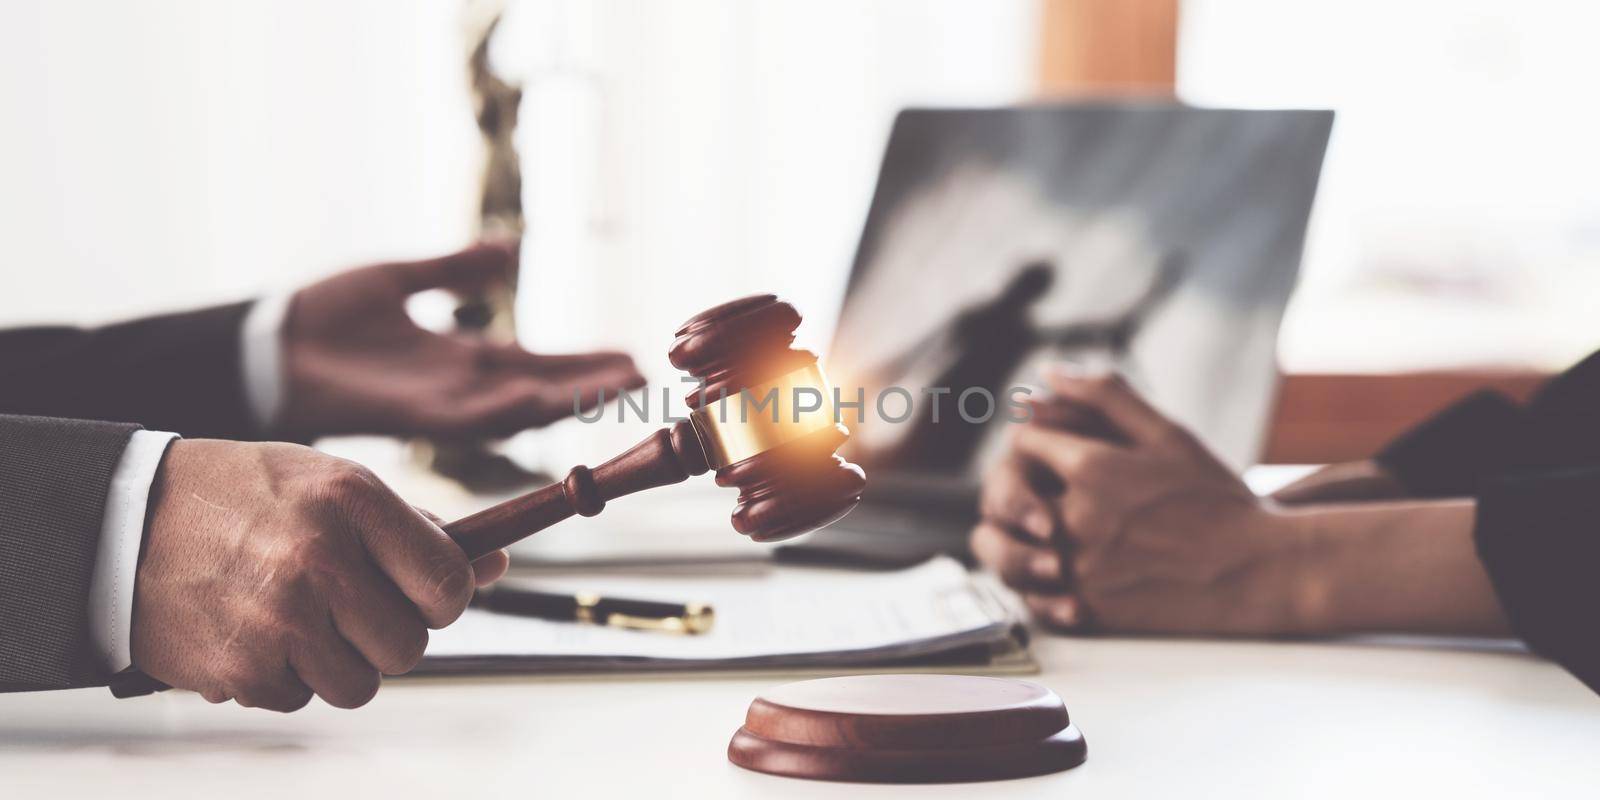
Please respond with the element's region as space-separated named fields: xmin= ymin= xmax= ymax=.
xmin=825 ymin=104 xmax=1332 ymax=482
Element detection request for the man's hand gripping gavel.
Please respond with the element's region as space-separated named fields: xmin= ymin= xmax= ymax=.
xmin=123 ymin=296 xmax=865 ymax=710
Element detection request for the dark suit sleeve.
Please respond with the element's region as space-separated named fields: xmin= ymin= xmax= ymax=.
xmin=1518 ymin=350 xmax=1600 ymax=470
xmin=0 ymin=414 xmax=140 ymax=691
xmin=1376 ymin=350 xmax=1600 ymax=497
xmin=1476 ymin=466 xmax=1600 ymax=695
xmin=0 ymin=302 xmax=259 ymax=440
xmin=1374 ymin=390 xmax=1525 ymax=497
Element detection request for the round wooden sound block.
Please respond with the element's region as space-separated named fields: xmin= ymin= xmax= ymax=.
xmin=727 ymin=674 xmax=1087 ymax=783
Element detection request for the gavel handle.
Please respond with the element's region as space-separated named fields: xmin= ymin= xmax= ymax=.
xmin=444 ymin=420 xmax=710 ymax=559
xmin=109 ymin=420 xmax=711 ymax=699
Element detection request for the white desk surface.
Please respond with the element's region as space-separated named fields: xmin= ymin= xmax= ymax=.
xmin=6 ymin=456 xmax=1596 ymax=797
xmin=4 ymin=634 xmax=1597 ymax=798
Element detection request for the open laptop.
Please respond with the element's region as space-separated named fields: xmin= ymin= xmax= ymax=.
xmin=778 ymin=103 xmax=1333 ymax=567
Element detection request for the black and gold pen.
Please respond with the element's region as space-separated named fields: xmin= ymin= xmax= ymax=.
xmin=472 ymin=585 xmax=715 ymax=635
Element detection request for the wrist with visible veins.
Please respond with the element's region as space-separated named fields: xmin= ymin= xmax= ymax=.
xmin=1273 ymin=498 xmax=1511 ymax=637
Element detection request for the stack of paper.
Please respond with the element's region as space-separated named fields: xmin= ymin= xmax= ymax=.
xmin=419 ymin=557 xmax=1023 ymax=674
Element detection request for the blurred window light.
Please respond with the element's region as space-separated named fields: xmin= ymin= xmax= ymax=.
xmin=1180 ymin=0 xmax=1600 ymax=371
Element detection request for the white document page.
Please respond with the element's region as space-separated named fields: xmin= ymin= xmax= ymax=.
xmin=425 ymin=556 xmax=1011 ymax=662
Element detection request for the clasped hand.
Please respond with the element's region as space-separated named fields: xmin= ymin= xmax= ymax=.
xmin=972 ymin=369 xmax=1310 ymax=635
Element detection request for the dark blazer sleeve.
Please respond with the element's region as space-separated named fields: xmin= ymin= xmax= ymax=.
xmin=1376 ymin=350 xmax=1600 ymax=694
xmin=0 ymin=414 xmax=140 ymax=691
xmin=1374 ymin=390 xmax=1525 ymax=497
xmin=0 ymin=302 xmax=259 ymax=440
xmin=1376 ymin=350 xmax=1600 ymax=497
xmin=1476 ymin=465 xmax=1600 ymax=695
xmin=1518 ymin=350 xmax=1600 ymax=471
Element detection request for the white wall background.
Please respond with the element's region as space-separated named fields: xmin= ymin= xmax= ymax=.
xmin=10 ymin=0 xmax=1599 ymax=490
xmin=0 ymin=1 xmax=482 ymax=325
xmin=8 ymin=0 xmax=1599 ymax=378
xmin=0 ymin=0 xmax=1039 ymax=378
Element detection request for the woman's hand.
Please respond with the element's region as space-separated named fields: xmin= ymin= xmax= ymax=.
xmin=972 ymin=370 xmax=1314 ymax=635
xmin=972 ymin=369 xmax=1512 ymax=638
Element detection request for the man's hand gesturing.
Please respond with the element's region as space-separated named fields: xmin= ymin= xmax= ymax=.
xmin=129 ymin=439 xmax=509 ymax=712
xmin=278 ymin=242 xmax=646 ymax=440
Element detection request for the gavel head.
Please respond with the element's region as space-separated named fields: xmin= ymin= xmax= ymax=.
xmin=669 ymin=295 xmax=866 ymax=542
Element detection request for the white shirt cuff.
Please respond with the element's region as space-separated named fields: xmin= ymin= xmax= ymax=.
xmin=241 ymin=292 xmax=293 ymax=433
xmin=88 ymin=429 xmax=179 ymax=673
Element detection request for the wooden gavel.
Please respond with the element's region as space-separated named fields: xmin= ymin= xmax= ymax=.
xmin=443 ymin=293 xmax=866 ymax=559
xmin=109 ymin=294 xmax=864 ymax=698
